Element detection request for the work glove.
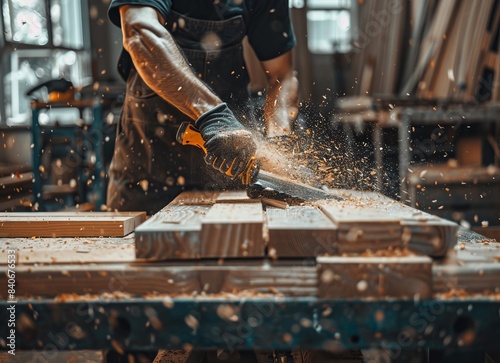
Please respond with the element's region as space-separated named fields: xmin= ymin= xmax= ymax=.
xmin=195 ymin=103 xmax=257 ymax=181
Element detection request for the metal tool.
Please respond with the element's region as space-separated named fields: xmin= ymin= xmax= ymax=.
xmin=176 ymin=122 xmax=340 ymax=204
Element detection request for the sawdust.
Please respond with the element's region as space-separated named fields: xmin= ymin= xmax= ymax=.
xmin=253 ymin=133 xmax=320 ymax=186
xmin=348 ymin=247 xmax=415 ymax=258
xmin=35 ymin=289 xmax=282 ymax=302
xmin=251 ymin=120 xmax=383 ymax=193
xmin=435 ymin=288 xmax=500 ymax=301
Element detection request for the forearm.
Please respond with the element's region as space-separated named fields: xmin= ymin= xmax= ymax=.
xmin=262 ymin=52 xmax=299 ymax=137
xmin=264 ymin=74 xmax=299 ymax=136
xmin=119 ymin=5 xmax=221 ymax=120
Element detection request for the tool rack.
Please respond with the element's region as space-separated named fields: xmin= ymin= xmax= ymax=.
xmin=30 ymin=98 xmax=105 ymax=211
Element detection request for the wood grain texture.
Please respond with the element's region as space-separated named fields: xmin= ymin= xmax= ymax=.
xmin=200 ymin=203 xmax=264 ymax=257
xmin=369 ymin=193 xmax=458 ymax=257
xmin=433 ymin=233 xmax=500 ymax=294
xmin=0 ymin=262 xmax=316 ymax=299
xmin=169 ymin=191 xmax=219 ymax=205
xmin=433 ymin=263 xmax=500 ymax=294
xmin=0 ymin=263 xmax=200 ymax=299
xmin=215 ymin=190 xmax=260 ymax=203
xmin=135 ymin=205 xmax=210 ymax=260
xmin=326 ymin=189 xmax=458 ymax=257
xmin=0 ymin=235 xmax=135 ymax=265
xmin=317 ymin=256 xmax=433 ymax=299
xmin=0 ymin=212 xmax=146 ymax=237
xmin=266 ymin=206 xmax=337 ymax=257
xmin=198 ymin=264 xmax=317 ymax=297
xmin=317 ymin=200 xmax=402 ymax=252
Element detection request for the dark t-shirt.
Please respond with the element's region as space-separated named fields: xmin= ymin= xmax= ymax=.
xmin=108 ymin=0 xmax=296 ymax=62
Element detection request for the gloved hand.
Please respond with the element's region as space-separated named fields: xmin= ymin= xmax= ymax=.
xmin=195 ymin=103 xmax=257 ymax=180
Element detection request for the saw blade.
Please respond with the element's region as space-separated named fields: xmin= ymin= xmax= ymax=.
xmin=247 ymin=170 xmax=342 ymax=205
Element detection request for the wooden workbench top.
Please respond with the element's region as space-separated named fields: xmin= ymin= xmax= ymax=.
xmin=0 ymin=190 xmax=498 ymax=301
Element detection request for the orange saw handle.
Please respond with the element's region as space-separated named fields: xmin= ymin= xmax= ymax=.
xmin=176 ymin=122 xmax=258 ymax=185
xmin=176 ymin=122 xmax=207 ymax=154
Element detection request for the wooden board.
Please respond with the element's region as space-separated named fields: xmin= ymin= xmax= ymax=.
xmin=169 ymin=191 xmax=219 ymax=205
xmin=215 ymin=190 xmax=260 ymax=203
xmin=135 ymin=189 xmax=459 ymax=260
xmin=372 ymin=197 xmax=458 ymax=257
xmin=317 ymin=200 xmax=402 ymax=252
xmin=266 ymin=206 xmax=337 ymax=257
xmin=433 ymin=263 xmax=500 ymax=294
xmin=433 ymin=229 xmax=500 ymax=294
xmin=317 ymin=256 xmax=433 ymax=299
xmin=135 ymin=205 xmax=210 ymax=260
xmin=198 ymin=263 xmax=317 ymax=297
xmin=0 ymin=212 xmax=146 ymax=237
xmin=0 ymin=262 xmax=316 ymax=299
xmin=327 ymin=189 xmax=458 ymax=257
xmin=200 ymin=203 xmax=264 ymax=257
xmin=135 ymin=192 xmax=265 ymax=260
xmin=0 ymin=171 xmax=32 ymax=189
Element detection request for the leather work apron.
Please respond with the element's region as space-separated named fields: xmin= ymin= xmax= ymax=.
xmin=107 ymin=12 xmax=251 ymax=215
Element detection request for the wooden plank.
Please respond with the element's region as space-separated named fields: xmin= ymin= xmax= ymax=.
xmin=326 ymin=189 xmax=458 ymax=257
xmin=427 ymin=0 xmax=463 ymax=97
xmin=400 ymin=218 xmax=457 ymax=257
xmin=0 ymin=212 xmax=146 ymax=237
xmin=380 ymin=0 xmax=406 ymax=94
xmin=452 ymin=238 xmax=500 ymax=263
xmin=200 ymin=203 xmax=264 ymax=257
xmin=215 ymin=190 xmax=260 ymax=203
xmin=0 ymin=263 xmax=200 ymax=299
xmin=0 ymin=262 xmax=316 ymax=299
xmin=135 ymin=205 xmax=210 ymax=260
xmin=366 ymin=193 xmax=458 ymax=257
xmin=0 ymin=195 xmax=33 ymax=212
xmin=198 ymin=264 xmax=317 ymax=297
xmin=427 ymin=228 xmax=500 ymax=295
xmin=266 ymin=206 xmax=337 ymax=257
xmin=415 ymin=0 xmax=458 ymax=97
xmin=400 ymin=0 xmax=432 ymax=89
xmin=463 ymin=0 xmax=493 ymax=98
xmin=433 ymin=263 xmax=500 ymax=294
xmin=317 ymin=200 xmax=402 ymax=252
xmin=0 ymin=235 xmax=136 ymax=265
xmin=0 ymin=164 xmax=31 ymax=176
xmin=455 ymin=1 xmax=483 ymax=95
xmin=0 ymin=171 xmax=32 ymax=189
xmin=169 ymin=191 xmax=219 ymax=205
xmin=317 ymin=256 xmax=433 ymax=299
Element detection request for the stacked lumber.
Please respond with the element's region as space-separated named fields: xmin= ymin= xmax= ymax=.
xmin=0 ymin=164 xmax=33 ymax=211
xmin=350 ymin=0 xmax=500 ymax=101
xmin=0 ymin=191 xmax=498 ymax=300
xmin=131 ymin=190 xmax=460 ymax=299
xmin=135 ymin=190 xmax=458 ymax=261
xmin=0 ymin=211 xmax=146 ymax=237
xmin=433 ymin=228 xmax=500 ymax=295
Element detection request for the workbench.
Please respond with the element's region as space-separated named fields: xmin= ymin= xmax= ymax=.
xmin=1 ymin=190 xmax=499 ymax=362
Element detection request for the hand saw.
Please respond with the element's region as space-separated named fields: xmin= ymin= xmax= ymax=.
xmin=176 ymin=122 xmax=340 ymax=204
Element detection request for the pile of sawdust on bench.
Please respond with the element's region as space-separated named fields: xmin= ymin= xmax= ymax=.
xmin=435 ymin=288 xmax=500 ymax=301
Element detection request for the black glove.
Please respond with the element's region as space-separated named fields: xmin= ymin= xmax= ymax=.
xmin=195 ymin=103 xmax=257 ymax=180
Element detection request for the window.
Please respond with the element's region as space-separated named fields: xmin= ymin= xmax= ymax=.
xmin=3 ymin=0 xmax=49 ymax=45
xmin=0 ymin=0 xmax=91 ymax=126
xmin=306 ymin=0 xmax=352 ymax=54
